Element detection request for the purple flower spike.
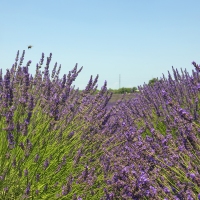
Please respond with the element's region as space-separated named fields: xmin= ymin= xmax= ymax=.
xmin=35 ymin=189 xmax=39 ymax=195
xmin=68 ymin=131 xmax=74 ymax=139
xmin=44 ymin=158 xmax=49 ymax=170
xmin=36 ymin=174 xmax=40 ymax=182
xmin=122 ymin=122 xmax=126 ymax=126
xmin=178 ymin=108 xmax=193 ymax=122
xmin=24 ymin=168 xmax=28 ymax=177
xmin=40 ymin=53 xmax=45 ymax=65
xmin=19 ymin=50 xmax=25 ymax=66
xmin=15 ymin=50 xmax=19 ymax=62
xmin=4 ymin=69 xmax=11 ymax=89
xmin=34 ymin=154 xmax=40 ymax=163
xmin=150 ymin=186 xmax=157 ymax=195
xmin=4 ymin=187 xmax=9 ymax=193
xmin=190 ymin=173 xmax=195 ymax=179
xmin=25 ymin=183 xmax=31 ymax=195
xmin=161 ymin=89 xmax=167 ymax=98
xmin=192 ymin=61 xmax=200 ymax=72
xmin=26 ymin=60 xmax=32 ymax=67
xmin=138 ymin=172 xmax=149 ymax=186
xmin=7 ymin=132 xmax=15 ymax=148
xmin=196 ymin=83 xmax=200 ymax=91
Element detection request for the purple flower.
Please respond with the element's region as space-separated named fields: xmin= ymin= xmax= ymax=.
xmin=92 ymin=74 xmax=99 ymax=87
xmin=36 ymin=174 xmax=40 ymax=182
xmin=26 ymin=139 xmax=32 ymax=149
xmin=163 ymin=187 xmax=170 ymax=194
xmin=189 ymin=173 xmax=195 ymax=179
xmin=40 ymin=53 xmax=45 ymax=65
xmin=68 ymin=131 xmax=74 ymax=139
xmin=28 ymin=95 xmax=34 ymax=111
xmin=35 ymin=189 xmax=39 ymax=195
xmin=4 ymin=187 xmax=9 ymax=193
xmin=150 ymin=128 xmax=155 ymax=134
xmin=7 ymin=132 xmax=15 ymax=147
xmin=196 ymin=83 xmax=200 ymax=90
xmin=61 ymin=74 xmax=66 ymax=88
xmin=34 ymin=154 xmax=40 ymax=163
xmin=137 ymin=172 xmax=149 ymax=186
xmin=19 ymin=142 xmax=25 ymax=150
xmin=62 ymin=185 xmax=68 ymax=196
xmin=112 ymin=173 xmax=118 ymax=183
xmin=178 ymin=145 xmax=185 ymax=152
xmin=150 ymin=186 xmax=157 ymax=195
xmin=161 ymin=89 xmax=167 ymax=98
xmin=102 ymin=113 xmax=111 ymax=126
xmin=24 ymin=183 xmax=31 ymax=195
xmin=26 ymin=60 xmax=32 ymax=67
xmin=146 ymin=136 xmax=153 ymax=142
xmin=51 ymin=62 xmax=57 ymax=78
xmin=62 ymin=155 xmax=67 ymax=163
xmin=173 ymin=196 xmax=180 ymax=200
xmin=192 ymin=61 xmax=200 ymax=71
xmin=82 ymin=165 xmax=88 ymax=181
xmin=84 ymin=75 xmax=93 ymax=92
xmin=15 ymin=50 xmax=19 ymax=62
xmin=161 ymin=138 xmax=167 ymax=146
xmin=19 ymin=50 xmax=25 ymax=66
xmin=178 ymin=108 xmax=193 ymax=122
xmin=24 ymin=168 xmax=28 ymax=177
xmin=4 ymin=69 xmax=11 ymax=89
xmin=43 ymin=158 xmax=49 ymax=169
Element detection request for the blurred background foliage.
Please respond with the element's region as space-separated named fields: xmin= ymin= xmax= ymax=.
xmin=79 ymin=77 xmax=159 ymax=94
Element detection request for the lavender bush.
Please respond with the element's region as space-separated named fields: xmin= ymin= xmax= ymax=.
xmin=100 ymin=64 xmax=200 ymax=199
xmin=1 ymin=50 xmax=200 ymax=199
xmin=0 ymin=50 xmax=113 ymax=199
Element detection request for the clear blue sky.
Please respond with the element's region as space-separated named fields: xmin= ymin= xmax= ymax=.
xmin=1 ymin=1 xmax=200 ymax=90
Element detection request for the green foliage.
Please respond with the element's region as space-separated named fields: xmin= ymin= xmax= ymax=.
xmin=148 ymin=77 xmax=159 ymax=86
xmin=108 ymin=87 xmax=138 ymax=94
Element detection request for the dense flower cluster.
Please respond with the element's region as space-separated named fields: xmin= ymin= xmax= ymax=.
xmin=0 ymin=51 xmax=112 ymax=199
xmin=100 ymin=64 xmax=200 ymax=199
xmin=1 ymin=51 xmax=200 ymax=199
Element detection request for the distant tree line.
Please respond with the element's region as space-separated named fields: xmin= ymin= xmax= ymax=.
xmin=79 ymin=78 xmax=160 ymax=94
xmin=108 ymin=77 xmax=160 ymax=94
xmin=108 ymin=87 xmax=138 ymax=94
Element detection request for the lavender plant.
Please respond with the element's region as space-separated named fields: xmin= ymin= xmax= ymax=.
xmin=99 ymin=63 xmax=200 ymax=199
xmin=0 ymin=51 xmax=113 ymax=199
xmin=2 ymin=50 xmax=200 ymax=200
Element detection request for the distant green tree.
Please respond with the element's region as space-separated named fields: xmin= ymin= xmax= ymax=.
xmin=148 ymin=78 xmax=158 ymax=86
xmin=108 ymin=88 xmax=117 ymax=93
xmin=108 ymin=87 xmax=138 ymax=94
xmin=132 ymin=87 xmax=138 ymax=93
xmin=81 ymin=87 xmax=139 ymax=94
xmin=118 ymin=87 xmax=132 ymax=94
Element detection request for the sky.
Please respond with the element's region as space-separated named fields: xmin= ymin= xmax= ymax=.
xmin=1 ymin=1 xmax=200 ymax=90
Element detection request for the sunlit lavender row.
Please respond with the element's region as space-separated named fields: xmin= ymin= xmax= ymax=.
xmin=1 ymin=50 xmax=200 ymax=199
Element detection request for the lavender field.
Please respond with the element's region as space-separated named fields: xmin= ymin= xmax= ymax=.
xmin=1 ymin=50 xmax=200 ymax=200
